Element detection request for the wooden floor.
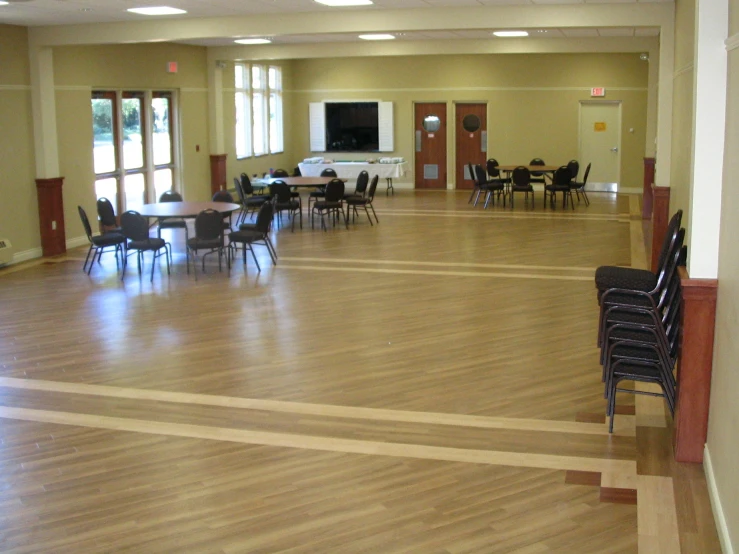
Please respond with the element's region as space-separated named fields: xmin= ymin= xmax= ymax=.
xmin=0 ymin=190 xmax=721 ymax=553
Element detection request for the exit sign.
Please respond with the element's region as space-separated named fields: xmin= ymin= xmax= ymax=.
xmin=591 ymin=87 xmax=606 ymax=97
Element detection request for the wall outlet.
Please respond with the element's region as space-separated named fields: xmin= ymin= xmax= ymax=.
xmin=51 ymin=221 xmax=57 ymax=230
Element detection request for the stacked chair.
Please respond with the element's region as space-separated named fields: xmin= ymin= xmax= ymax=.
xmin=595 ymin=210 xmax=685 ymax=432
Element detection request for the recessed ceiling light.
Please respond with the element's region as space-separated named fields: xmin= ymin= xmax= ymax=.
xmin=358 ymin=34 xmax=395 ymax=41
xmin=234 ymin=38 xmax=272 ymax=45
xmin=127 ymin=6 xmax=187 ymax=16
xmin=315 ymin=0 xmax=373 ymax=6
xmin=493 ymin=31 xmax=529 ymax=37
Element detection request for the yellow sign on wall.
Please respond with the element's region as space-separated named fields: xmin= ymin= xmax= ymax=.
xmin=594 ymin=122 xmax=607 ymax=132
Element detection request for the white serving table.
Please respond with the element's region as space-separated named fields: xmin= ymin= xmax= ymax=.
xmin=298 ymin=162 xmax=408 ymax=195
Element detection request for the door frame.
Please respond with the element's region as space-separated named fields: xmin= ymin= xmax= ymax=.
xmin=412 ymin=100 xmax=449 ymax=189
xmin=453 ymin=100 xmax=488 ymax=190
xmin=578 ymin=100 xmax=622 ymax=188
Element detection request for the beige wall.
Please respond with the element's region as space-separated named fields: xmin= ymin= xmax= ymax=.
xmin=287 ymin=53 xmax=648 ymax=189
xmin=669 ymin=0 xmax=695 ymax=238
xmin=51 ymin=43 xmax=212 ymax=242
xmin=708 ymin=0 xmax=739 ymax=549
xmin=220 ymin=60 xmax=296 ymax=182
xmin=0 ymin=25 xmax=38 ymax=255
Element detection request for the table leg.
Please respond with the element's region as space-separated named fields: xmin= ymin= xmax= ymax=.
xmin=386 ymin=178 xmax=394 ymax=196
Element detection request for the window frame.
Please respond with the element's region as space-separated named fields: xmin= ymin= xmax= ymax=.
xmin=234 ymin=63 xmax=283 ymax=159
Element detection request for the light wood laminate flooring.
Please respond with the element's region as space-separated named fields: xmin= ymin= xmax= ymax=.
xmin=0 ymin=191 xmax=720 ymax=553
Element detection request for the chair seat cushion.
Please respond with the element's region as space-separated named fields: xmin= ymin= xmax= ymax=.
xmin=313 ymin=201 xmax=342 ymax=209
xmin=345 ymin=197 xmax=369 ymax=206
xmin=229 ymin=230 xmax=261 ymax=243
xmin=128 ymin=238 xmax=166 ymax=250
xmin=187 ymin=238 xmax=222 ymax=250
xmin=309 ymin=191 xmax=326 ymax=198
xmin=238 ymin=223 xmax=257 ymax=231
xmin=245 ymin=197 xmax=268 ymax=207
xmin=612 ymin=361 xmax=664 ymax=381
xmin=92 ymin=233 xmax=126 ymax=247
xmin=595 ymin=266 xmax=657 ymax=293
xmin=610 ymin=342 xmax=661 ymax=362
xmin=276 ymin=201 xmax=300 ymax=210
xmin=545 ymin=184 xmax=570 ymax=192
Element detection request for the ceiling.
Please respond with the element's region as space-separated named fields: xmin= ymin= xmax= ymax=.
xmin=0 ymin=0 xmax=671 ymax=28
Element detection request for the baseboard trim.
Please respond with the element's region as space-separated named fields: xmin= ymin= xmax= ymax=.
xmin=10 ymin=235 xmax=88 ymax=266
xmin=619 ymin=187 xmax=642 ymax=195
xmin=704 ymin=444 xmax=735 ymax=554
xmin=12 ymin=247 xmax=43 ymax=264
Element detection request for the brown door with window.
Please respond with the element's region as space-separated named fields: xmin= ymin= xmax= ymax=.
xmin=455 ymin=103 xmax=487 ymax=189
xmin=414 ymin=103 xmax=447 ymax=189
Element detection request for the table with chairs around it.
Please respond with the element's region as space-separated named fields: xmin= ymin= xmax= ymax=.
xmin=469 ymin=159 xmax=591 ymax=210
xmin=78 ymin=167 xmax=381 ymax=281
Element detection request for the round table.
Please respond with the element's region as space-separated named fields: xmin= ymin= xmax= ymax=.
xmin=137 ymin=201 xmax=241 ymax=218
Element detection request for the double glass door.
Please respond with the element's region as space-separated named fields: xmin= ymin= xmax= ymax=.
xmin=92 ymin=90 xmax=177 ymax=214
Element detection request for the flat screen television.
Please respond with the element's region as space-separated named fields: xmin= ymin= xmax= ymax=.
xmin=325 ymin=102 xmax=379 ymax=152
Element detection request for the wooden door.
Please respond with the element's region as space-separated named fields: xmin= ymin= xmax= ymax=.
xmin=414 ymin=103 xmax=447 ymax=189
xmin=455 ymin=103 xmax=487 ymax=189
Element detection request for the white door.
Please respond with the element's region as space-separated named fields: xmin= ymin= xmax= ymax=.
xmin=579 ymin=102 xmax=621 ymax=191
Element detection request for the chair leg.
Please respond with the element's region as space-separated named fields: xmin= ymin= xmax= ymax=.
xmin=364 ymin=205 xmax=373 ymax=226
xmin=369 ymin=203 xmax=378 ymax=224
xmin=265 ymin=237 xmax=277 ymax=264
xmin=249 ymin=243 xmax=261 ymax=272
xmin=83 ymin=245 xmax=94 ymax=273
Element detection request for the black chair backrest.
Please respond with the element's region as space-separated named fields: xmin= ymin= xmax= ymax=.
xmin=529 ymin=158 xmax=545 ymax=177
xmin=233 ymin=177 xmax=246 ymax=203
xmin=212 ymin=190 xmax=234 ymax=203
xmin=194 ymin=209 xmax=223 ymax=241
xmin=367 ymin=175 xmax=379 ymax=200
xmin=320 ymin=168 xmax=337 ymax=177
xmin=96 ymin=198 xmax=117 ymax=227
xmin=255 ymin=201 xmax=275 ymax=233
xmin=486 ymin=159 xmax=501 ymax=178
xmin=160 ymin=190 xmax=183 ymax=202
xmin=355 ymin=171 xmax=369 ymax=195
xmin=512 ymin=166 xmax=530 ymax=186
xmin=554 ymin=166 xmax=571 ymax=186
xmin=272 ymin=168 xmax=289 ymax=178
xmin=240 ymin=173 xmax=257 ymax=195
xmin=120 ymin=211 xmax=149 ymax=241
xmin=581 ymin=163 xmax=591 ymax=184
xmin=567 ymin=160 xmax=580 ymax=180
xmin=293 ymin=166 xmax=302 ymax=176
xmin=270 ymin=181 xmax=292 ymax=203
xmin=78 ymin=206 xmax=94 ymax=240
xmin=656 ymin=210 xmax=683 ymax=274
xmin=474 ymin=164 xmax=488 ymax=185
xmin=468 ymin=163 xmax=476 ymax=184
xmin=324 ymin=179 xmax=345 ymax=202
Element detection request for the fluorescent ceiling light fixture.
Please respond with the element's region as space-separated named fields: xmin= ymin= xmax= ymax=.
xmin=127 ymin=6 xmax=187 ymax=15
xmin=315 ymin=0 xmax=372 ymax=6
xmin=0 ymin=2 xmax=8 ymax=5
xmin=358 ymin=34 xmax=395 ymax=41
xmin=492 ymin=30 xmax=529 ymax=37
xmin=234 ymin=38 xmax=272 ymax=45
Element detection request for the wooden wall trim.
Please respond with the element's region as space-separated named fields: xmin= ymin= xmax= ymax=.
xmin=674 ymin=266 xmax=718 ymax=463
xmin=210 ymin=154 xmax=228 ymax=196
xmin=642 ymin=157 xmax=656 ymax=219
xmin=35 ymin=177 xmax=67 ymax=257
xmin=650 ymin=185 xmax=671 ymax=273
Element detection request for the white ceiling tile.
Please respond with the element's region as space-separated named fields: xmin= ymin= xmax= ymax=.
xmin=598 ymin=27 xmax=634 ymax=36
xmin=561 ymin=27 xmax=600 ymax=37
xmin=634 ymin=27 xmax=660 ymax=36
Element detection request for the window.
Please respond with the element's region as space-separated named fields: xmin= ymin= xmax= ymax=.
xmin=252 ymin=65 xmax=268 ymax=156
xmin=91 ymin=90 xmax=179 ymax=213
xmin=234 ymin=63 xmax=252 ymax=158
xmin=269 ymin=66 xmax=284 ymax=154
xmin=235 ymin=63 xmax=283 ymax=158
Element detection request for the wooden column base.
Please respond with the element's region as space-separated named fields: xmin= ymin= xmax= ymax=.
xmin=35 ymin=177 xmax=66 ymax=257
xmin=642 ymin=157 xmax=655 ymax=219
xmin=673 ymin=266 xmax=718 ymax=463
xmin=650 ymin=185 xmax=670 ymax=272
xmin=210 ymin=154 xmax=228 ymax=197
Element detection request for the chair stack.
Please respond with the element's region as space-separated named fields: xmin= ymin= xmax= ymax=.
xmin=595 ymin=210 xmax=685 ymax=432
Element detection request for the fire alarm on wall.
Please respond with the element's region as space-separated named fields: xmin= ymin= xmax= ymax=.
xmin=167 ymin=61 xmax=178 ymax=73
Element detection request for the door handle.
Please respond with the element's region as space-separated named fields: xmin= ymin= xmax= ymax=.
xmin=610 ymin=147 xmax=619 ymax=152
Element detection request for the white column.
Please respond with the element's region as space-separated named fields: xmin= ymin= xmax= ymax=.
xmin=208 ymin=58 xmax=225 ymax=154
xmin=654 ymin=9 xmax=675 ymax=188
xmin=645 ymin=46 xmax=659 ymax=158
xmin=687 ymin=0 xmax=729 ymax=278
xmin=29 ymin=46 xmax=60 ymax=178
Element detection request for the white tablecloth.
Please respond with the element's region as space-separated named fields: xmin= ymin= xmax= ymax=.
xmin=298 ymin=162 xmax=408 ymax=180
